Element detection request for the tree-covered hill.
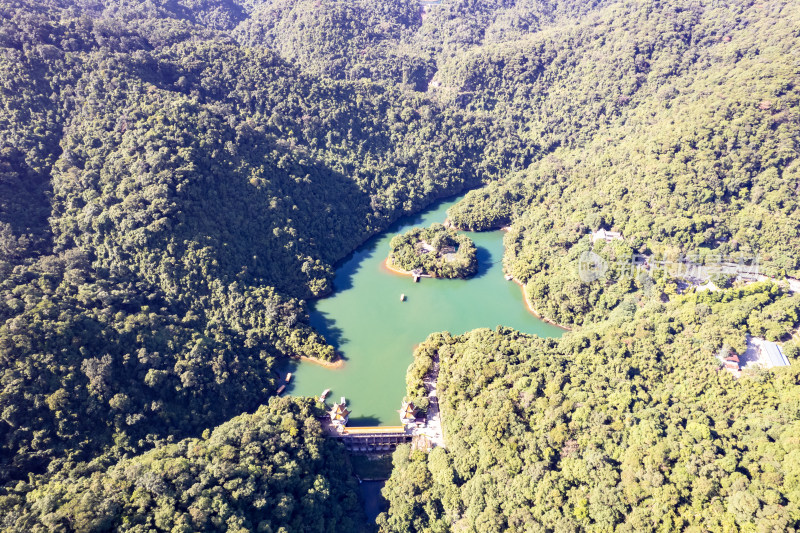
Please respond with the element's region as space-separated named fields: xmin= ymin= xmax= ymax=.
xmin=381 ymin=283 xmax=800 ymax=531
xmin=232 ymin=0 xmax=619 ymax=89
xmin=2 ymin=0 xmax=800 ymax=531
xmin=6 ymin=9 xmax=519 ymax=301
xmin=0 ymin=0 xmax=523 ymax=520
xmin=388 ymin=223 xmax=477 ymax=278
xmin=1 ymin=397 xmax=368 ymax=533
xmin=444 ymin=0 xmax=800 ymax=326
xmin=0 ymin=245 xmax=338 ymax=484
xmin=234 ymin=0 xmax=430 ymax=87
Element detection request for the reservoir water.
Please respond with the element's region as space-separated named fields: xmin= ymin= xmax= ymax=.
xmin=286 ymin=195 xmax=564 ymax=425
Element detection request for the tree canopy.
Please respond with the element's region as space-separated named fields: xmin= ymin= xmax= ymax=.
xmin=381 ymin=283 xmax=800 ymax=531
xmin=2 ymin=0 xmax=800 ymax=531
xmin=388 ymin=223 xmax=478 ymax=279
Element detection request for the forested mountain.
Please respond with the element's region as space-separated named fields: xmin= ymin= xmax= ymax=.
xmin=2 ymin=397 xmax=369 ymax=532
xmin=445 ymin=0 xmax=800 ymax=326
xmin=1 ymin=0 xmax=799 ymax=531
xmin=234 ymin=0 xmax=430 ymax=87
xmin=0 ymin=0 xmax=523 ymax=526
xmin=382 ymin=283 xmax=800 ymax=531
xmin=0 ymin=0 xmax=516 ymax=501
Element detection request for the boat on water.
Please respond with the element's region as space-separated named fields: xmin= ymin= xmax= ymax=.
xmin=285 ymin=372 xmax=293 ymax=382
xmin=276 ymin=384 xmax=286 ymax=395
xmin=320 ymin=388 xmax=331 ymax=401
xmin=400 ymin=293 xmax=406 ymax=301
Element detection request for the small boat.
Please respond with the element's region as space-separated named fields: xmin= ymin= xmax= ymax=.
xmin=285 ymin=372 xmax=293 ymax=382
xmin=276 ymin=385 xmax=286 ymax=395
xmin=320 ymin=389 xmax=331 ymax=401
xmin=400 ymin=293 xmax=406 ymax=301
xmin=504 ymin=274 xmax=513 ymax=281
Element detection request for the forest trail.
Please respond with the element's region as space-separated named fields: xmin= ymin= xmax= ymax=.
xmin=418 ymin=353 xmax=445 ymax=449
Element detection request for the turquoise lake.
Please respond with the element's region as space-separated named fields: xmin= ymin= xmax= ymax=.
xmin=285 ymin=195 xmax=564 ymax=425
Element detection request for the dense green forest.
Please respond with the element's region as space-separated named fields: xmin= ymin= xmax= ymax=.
xmin=1 ymin=0 xmax=799 ymax=530
xmin=0 ymin=0 xmax=519 ymax=527
xmin=0 ymin=0 xmax=516 ymax=514
xmin=382 ymin=283 xmax=800 ymax=531
xmin=388 ymin=224 xmax=477 ymax=278
xmin=443 ymin=0 xmax=800 ymax=326
xmin=1 ymin=397 xmax=369 ymax=532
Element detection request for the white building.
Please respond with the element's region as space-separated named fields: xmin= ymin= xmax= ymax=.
xmin=592 ymin=228 xmax=624 ymax=244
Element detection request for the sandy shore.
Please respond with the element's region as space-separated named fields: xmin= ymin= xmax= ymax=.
xmin=382 ymin=257 xmax=437 ymax=279
xmin=510 ymin=277 xmax=571 ymax=331
xmin=295 ymin=355 xmax=345 ymax=369
xmin=383 ymin=257 xmax=413 ymax=277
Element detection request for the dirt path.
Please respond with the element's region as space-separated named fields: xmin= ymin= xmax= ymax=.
xmin=416 ymin=353 xmax=446 ymax=448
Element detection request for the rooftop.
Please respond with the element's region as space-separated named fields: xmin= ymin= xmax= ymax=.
xmin=761 ymin=340 xmax=790 ymax=368
xmin=592 ymin=228 xmax=623 ymax=243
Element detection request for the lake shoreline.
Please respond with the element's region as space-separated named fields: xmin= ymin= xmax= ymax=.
xmin=382 ymin=257 xmax=436 ymax=278
xmin=382 ymin=257 xmax=411 ymax=276
xmin=498 ymin=227 xmax=570 ymax=331
xmin=385 ymin=231 xmax=570 ymax=331
xmin=295 ymin=355 xmax=345 ymax=370
xmin=293 ymin=194 xmax=567 ymax=424
xmin=387 ymin=253 xmax=570 ymax=331
xmin=511 ymin=278 xmax=572 ymax=332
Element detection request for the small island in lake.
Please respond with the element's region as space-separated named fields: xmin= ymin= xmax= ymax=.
xmin=388 ymin=223 xmax=478 ymax=279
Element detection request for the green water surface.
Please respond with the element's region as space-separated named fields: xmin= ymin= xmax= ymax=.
xmin=286 ymin=196 xmax=564 ymax=425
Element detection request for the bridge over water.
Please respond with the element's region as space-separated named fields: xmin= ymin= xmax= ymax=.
xmin=337 ymin=427 xmax=412 ymax=452
xmin=321 ymin=421 xmax=435 ymax=452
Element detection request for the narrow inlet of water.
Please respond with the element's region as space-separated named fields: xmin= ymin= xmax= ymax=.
xmin=285 ymin=195 xmax=564 ymax=425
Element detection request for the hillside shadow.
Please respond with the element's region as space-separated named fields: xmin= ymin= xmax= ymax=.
xmin=309 ymin=308 xmax=349 ymax=352
xmin=470 ymin=244 xmax=495 ymax=280
xmin=329 ymin=243 xmax=380 ymax=293
xmin=326 ymin=193 xmax=464 ymax=292
xmin=0 ymin=148 xmax=53 ymax=256
xmin=277 ymin=358 xmax=300 ymax=386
